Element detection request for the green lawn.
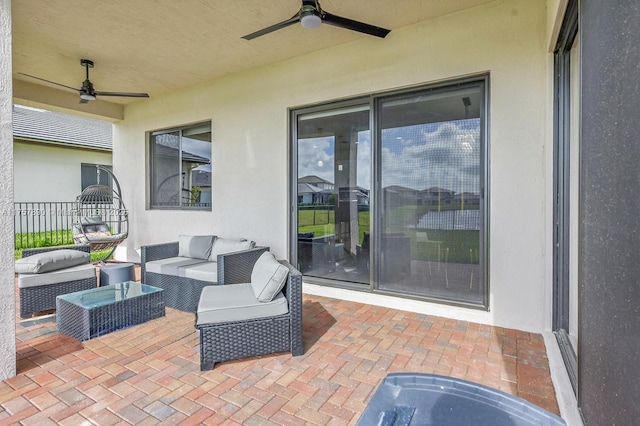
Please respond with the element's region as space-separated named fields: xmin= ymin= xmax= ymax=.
xmin=298 ymin=209 xmax=370 ymax=244
xmin=298 ymin=207 xmax=479 ymax=264
xmin=14 ymin=230 xmax=113 ymax=263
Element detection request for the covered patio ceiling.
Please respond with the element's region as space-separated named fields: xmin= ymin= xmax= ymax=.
xmin=12 ymin=0 xmax=494 ymax=120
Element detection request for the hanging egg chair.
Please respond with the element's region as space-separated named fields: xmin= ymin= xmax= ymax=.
xmin=72 ymin=165 xmax=128 ymax=262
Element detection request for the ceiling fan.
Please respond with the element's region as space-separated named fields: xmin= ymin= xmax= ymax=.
xmin=242 ymin=0 xmax=390 ymax=40
xmin=19 ymin=59 xmax=149 ymax=103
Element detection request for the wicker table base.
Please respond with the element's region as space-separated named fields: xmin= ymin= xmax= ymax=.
xmin=56 ymin=281 xmax=165 ymax=341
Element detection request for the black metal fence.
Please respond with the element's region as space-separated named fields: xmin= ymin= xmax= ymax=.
xmin=14 ymin=202 xmax=77 ymax=249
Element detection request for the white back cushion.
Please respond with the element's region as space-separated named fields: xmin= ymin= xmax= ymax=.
xmin=178 ymin=235 xmax=215 ymax=259
xmin=250 ymin=251 xmax=289 ymax=302
xmin=209 ymin=237 xmax=253 ymax=260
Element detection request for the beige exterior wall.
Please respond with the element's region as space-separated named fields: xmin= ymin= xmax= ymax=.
xmin=116 ymin=0 xmax=551 ymax=332
xmin=0 ymin=0 xmax=16 ymax=380
xmin=13 ymin=142 xmax=112 ymax=202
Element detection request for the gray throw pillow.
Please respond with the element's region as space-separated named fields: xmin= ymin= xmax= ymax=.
xmin=250 ymin=252 xmax=289 ymax=302
xmin=178 ymin=235 xmax=215 ymax=260
xmin=15 ymin=249 xmax=90 ymax=274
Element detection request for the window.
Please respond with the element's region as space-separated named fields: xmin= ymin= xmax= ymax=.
xmin=149 ymin=122 xmax=212 ymax=210
xmin=291 ymin=76 xmax=488 ymax=308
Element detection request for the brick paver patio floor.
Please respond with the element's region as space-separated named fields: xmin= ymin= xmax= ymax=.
xmin=1 ymin=266 xmax=559 ymax=425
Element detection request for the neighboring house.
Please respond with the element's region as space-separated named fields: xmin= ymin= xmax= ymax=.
xmin=418 ymin=187 xmax=457 ymax=207
xmin=149 ymin=142 xmax=211 ymax=208
xmin=12 ymin=104 xmax=113 ymax=203
xmin=337 ymin=186 xmax=369 ymax=207
xmin=453 ymin=192 xmax=480 ymax=207
xmin=4 ymin=1 xmax=639 ymax=424
xmin=297 ymin=175 xmax=334 ymax=204
xmin=298 ymin=175 xmax=334 ymax=192
xmin=191 ymin=169 xmax=212 ymax=206
xmin=297 ymin=182 xmax=325 ymax=205
xmin=382 ymin=185 xmax=419 ymax=207
xmin=298 ymin=176 xmax=369 ymax=206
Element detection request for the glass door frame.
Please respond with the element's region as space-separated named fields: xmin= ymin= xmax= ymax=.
xmin=289 ymin=97 xmax=374 ymax=291
xmin=552 ymin=0 xmax=579 ymax=395
xmin=372 ymin=77 xmax=489 ymax=308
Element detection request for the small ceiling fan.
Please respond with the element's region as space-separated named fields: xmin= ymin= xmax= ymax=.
xmin=19 ymin=59 xmax=149 ymax=103
xmin=242 ymin=0 xmax=390 ymax=40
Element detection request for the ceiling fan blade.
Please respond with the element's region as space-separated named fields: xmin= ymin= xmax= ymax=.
xmin=322 ymin=12 xmax=390 ymax=38
xmin=95 ymin=91 xmax=149 ymax=98
xmin=17 ymin=72 xmax=80 ymax=92
xmin=242 ymin=14 xmax=300 ymax=40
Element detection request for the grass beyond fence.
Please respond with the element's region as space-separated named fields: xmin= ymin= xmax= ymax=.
xmin=298 ymin=207 xmax=478 ymax=264
xmin=14 ymin=230 xmax=112 ymax=263
xmin=299 ymin=209 xmax=370 ymax=244
xmin=15 ymin=230 xmax=74 ymax=252
xmin=298 ymin=207 xmax=335 ymax=227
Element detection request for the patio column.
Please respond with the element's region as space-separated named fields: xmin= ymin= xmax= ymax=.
xmin=0 ymin=0 xmax=16 ymax=380
xmin=579 ymin=1 xmax=640 ymax=423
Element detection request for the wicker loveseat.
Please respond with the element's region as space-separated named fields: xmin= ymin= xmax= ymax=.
xmin=16 ymin=245 xmax=97 ymax=318
xmin=195 ymin=251 xmax=303 ymax=370
xmin=140 ymin=235 xmax=268 ymax=312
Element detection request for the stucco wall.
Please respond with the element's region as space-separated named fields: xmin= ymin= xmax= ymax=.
xmin=116 ymin=0 xmax=550 ymax=332
xmin=0 ymin=0 xmax=16 ymax=380
xmin=13 ymin=142 xmax=112 ymax=202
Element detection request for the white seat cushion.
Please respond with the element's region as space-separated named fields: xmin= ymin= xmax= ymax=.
xmin=18 ymin=263 xmax=96 ymax=288
xmin=179 ymin=261 xmax=218 ymax=282
xmin=196 ymin=283 xmax=288 ymax=326
xmin=145 ymin=256 xmax=207 ymax=276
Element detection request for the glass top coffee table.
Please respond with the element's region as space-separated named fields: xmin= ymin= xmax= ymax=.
xmin=56 ymin=281 xmax=165 ymax=341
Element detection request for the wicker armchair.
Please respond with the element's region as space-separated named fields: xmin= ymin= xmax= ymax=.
xmin=195 ymin=259 xmax=303 ymax=370
xmin=17 ymin=245 xmax=97 ymax=318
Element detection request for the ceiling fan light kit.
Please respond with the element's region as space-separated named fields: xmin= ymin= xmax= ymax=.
xmin=242 ymin=0 xmax=390 ymax=40
xmin=300 ymin=8 xmax=321 ymax=29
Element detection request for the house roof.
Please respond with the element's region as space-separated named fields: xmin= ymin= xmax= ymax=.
xmin=299 ymin=175 xmax=333 ymax=185
xmin=298 ymin=183 xmax=323 ymax=195
xmin=153 ymin=143 xmax=210 ymax=165
xmin=13 ymin=105 xmax=112 ymax=151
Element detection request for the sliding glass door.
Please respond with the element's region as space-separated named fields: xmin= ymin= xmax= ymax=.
xmin=376 ymin=83 xmax=486 ymax=305
xmin=294 ymin=103 xmax=371 ymax=285
xmin=292 ymin=77 xmax=488 ymax=307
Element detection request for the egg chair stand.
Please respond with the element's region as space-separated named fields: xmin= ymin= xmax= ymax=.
xmin=72 ymin=166 xmax=129 ymax=263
